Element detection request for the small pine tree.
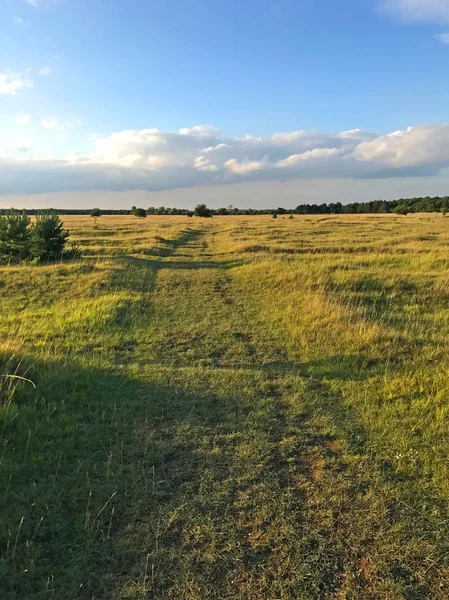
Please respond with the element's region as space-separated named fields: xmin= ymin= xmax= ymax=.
xmin=272 ymin=212 xmax=278 ymax=219
xmin=133 ymin=207 xmax=147 ymax=218
xmin=0 ymin=211 xmax=31 ymax=260
xmin=30 ymin=212 xmax=69 ymax=261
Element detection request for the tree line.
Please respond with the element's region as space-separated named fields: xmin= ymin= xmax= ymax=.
xmin=1 ymin=196 xmax=448 ymax=216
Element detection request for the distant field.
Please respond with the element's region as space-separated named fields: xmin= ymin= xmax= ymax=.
xmin=1 ymin=213 xmax=449 ymax=599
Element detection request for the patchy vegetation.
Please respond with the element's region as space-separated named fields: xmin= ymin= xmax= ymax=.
xmin=1 ymin=213 xmax=449 ymax=599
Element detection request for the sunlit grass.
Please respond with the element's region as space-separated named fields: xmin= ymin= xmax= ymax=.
xmin=1 ymin=213 xmax=449 ymax=598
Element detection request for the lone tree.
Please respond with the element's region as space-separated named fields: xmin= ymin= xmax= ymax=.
xmin=90 ymin=207 xmax=101 ymax=228
xmin=193 ymin=204 xmax=212 ymax=218
xmin=131 ymin=206 xmax=147 ymax=218
xmin=0 ymin=211 xmax=31 ymax=260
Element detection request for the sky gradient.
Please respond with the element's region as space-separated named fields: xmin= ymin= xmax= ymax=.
xmin=1 ymin=0 xmax=449 ymax=208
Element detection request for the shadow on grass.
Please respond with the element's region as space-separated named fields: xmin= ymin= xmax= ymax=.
xmin=0 ymin=354 xmax=250 ymax=598
xmin=1 ymin=354 xmax=318 ymax=599
xmin=2 ymin=352 xmax=449 ymax=599
xmin=119 ymin=255 xmax=246 ymax=271
xmin=112 ymin=225 xmax=246 ymax=279
xmin=144 ymin=228 xmax=204 ymax=257
xmin=305 ymin=354 xmax=395 ymax=381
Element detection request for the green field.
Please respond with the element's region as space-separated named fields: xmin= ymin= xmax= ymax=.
xmin=1 ymin=213 xmax=449 ymax=599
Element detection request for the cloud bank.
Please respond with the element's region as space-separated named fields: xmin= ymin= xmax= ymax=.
xmin=2 ymin=123 xmax=449 ymax=194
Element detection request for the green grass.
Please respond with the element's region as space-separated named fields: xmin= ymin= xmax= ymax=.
xmin=1 ymin=214 xmax=449 ymax=598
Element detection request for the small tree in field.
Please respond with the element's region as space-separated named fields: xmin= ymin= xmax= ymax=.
xmin=30 ymin=212 xmax=69 ymax=262
xmin=193 ymin=204 xmax=212 ymax=218
xmin=91 ymin=207 xmax=101 ymax=229
xmin=0 ymin=211 xmax=31 ymax=261
xmin=132 ymin=207 xmax=147 ymax=218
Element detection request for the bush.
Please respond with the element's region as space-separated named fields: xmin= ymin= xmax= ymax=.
xmin=30 ymin=212 xmax=70 ymax=262
xmin=131 ymin=207 xmax=147 ymax=218
xmin=393 ymin=206 xmax=408 ymax=216
xmin=0 ymin=211 xmax=31 ymax=261
xmin=194 ymin=204 xmax=212 ymax=218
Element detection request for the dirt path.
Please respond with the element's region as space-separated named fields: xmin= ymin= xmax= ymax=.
xmin=102 ymin=223 xmax=448 ymax=599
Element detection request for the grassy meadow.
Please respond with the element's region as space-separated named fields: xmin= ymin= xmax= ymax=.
xmin=1 ymin=213 xmax=449 ymax=599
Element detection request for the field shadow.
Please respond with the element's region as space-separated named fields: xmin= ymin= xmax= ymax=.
xmin=144 ymin=228 xmax=203 ymax=257
xmin=119 ymin=255 xmax=246 ymax=271
xmin=306 ymin=354 xmax=394 ymax=381
xmin=2 ymin=353 xmax=449 ymax=599
xmin=0 ymin=354 xmax=314 ymax=599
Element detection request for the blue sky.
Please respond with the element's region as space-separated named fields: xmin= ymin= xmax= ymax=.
xmin=2 ymin=0 xmax=449 ymax=207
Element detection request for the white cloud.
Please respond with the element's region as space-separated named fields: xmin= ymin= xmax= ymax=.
xmin=40 ymin=117 xmax=59 ymax=130
xmin=201 ymin=143 xmax=233 ymax=153
xmin=39 ymin=67 xmax=52 ymax=76
xmin=13 ymin=16 xmax=29 ymax=26
xmin=0 ymin=70 xmax=33 ymax=95
xmin=276 ymin=147 xmax=344 ymax=167
xmin=14 ymin=114 xmax=31 ymax=126
xmin=193 ymin=155 xmax=219 ymax=172
xmin=179 ymin=125 xmax=220 ymax=137
xmin=25 ymin=0 xmax=57 ymax=7
xmin=354 ymin=124 xmax=449 ymax=168
xmin=224 ymin=158 xmax=265 ymax=174
xmin=436 ymin=32 xmax=449 ymax=44
xmin=40 ymin=116 xmax=81 ymax=133
xmin=3 ymin=123 xmax=449 ymax=194
xmin=379 ymin=0 xmax=449 ymax=23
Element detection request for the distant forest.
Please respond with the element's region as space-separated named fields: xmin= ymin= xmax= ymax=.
xmin=2 ymin=196 xmax=449 ymax=216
